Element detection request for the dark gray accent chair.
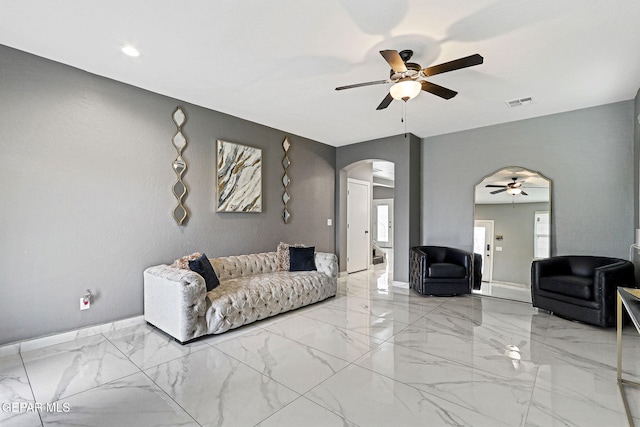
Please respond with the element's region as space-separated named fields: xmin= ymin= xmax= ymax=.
xmin=531 ymin=255 xmax=635 ymax=327
xmin=410 ymin=246 xmax=472 ymax=296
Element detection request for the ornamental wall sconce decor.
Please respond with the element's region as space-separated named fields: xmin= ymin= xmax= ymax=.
xmin=171 ymin=107 xmax=189 ymax=225
xmin=282 ymin=137 xmax=291 ymax=223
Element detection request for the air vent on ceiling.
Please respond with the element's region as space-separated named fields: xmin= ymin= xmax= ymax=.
xmin=505 ymin=96 xmax=533 ymax=108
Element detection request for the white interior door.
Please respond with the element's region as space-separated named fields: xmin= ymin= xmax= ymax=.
xmin=473 ymin=220 xmax=494 ymax=282
xmin=373 ymin=199 xmax=393 ymax=248
xmin=347 ymin=179 xmax=370 ymax=273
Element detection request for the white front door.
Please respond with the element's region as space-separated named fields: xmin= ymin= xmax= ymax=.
xmin=347 ymin=179 xmax=370 ymax=273
xmin=373 ymin=199 xmax=393 ymax=248
xmin=473 ymin=220 xmax=494 ymax=282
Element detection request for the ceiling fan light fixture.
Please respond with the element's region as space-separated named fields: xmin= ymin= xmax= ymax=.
xmin=507 ymin=187 xmax=522 ymax=195
xmin=390 ymin=80 xmax=421 ymax=101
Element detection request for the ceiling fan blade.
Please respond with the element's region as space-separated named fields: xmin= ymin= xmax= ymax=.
xmin=422 ymin=54 xmax=484 ymax=77
xmin=376 ymin=92 xmax=394 ymax=110
xmin=490 ymin=188 xmax=507 ymax=195
xmin=485 ymin=184 xmax=506 ymax=188
xmin=335 ymin=80 xmax=390 ymax=91
xmin=380 ymin=50 xmax=407 ymax=73
xmin=520 ymin=190 xmax=529 ymax=196
xmin=421 ymin=81 xmax=458 ymax=99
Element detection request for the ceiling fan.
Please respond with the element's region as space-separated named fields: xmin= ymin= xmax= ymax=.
xmin=335 ymin=49 xmax=483 ymax=110
xmin=486 ymin=177 xmax=528 ymax=196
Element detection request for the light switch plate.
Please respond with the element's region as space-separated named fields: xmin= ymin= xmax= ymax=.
xmin=327 ymin=219 xmax=332 ymax=226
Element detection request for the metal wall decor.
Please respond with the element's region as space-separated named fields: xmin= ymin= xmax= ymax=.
xmin=216 ymin=140 xmax=262 ymax=212
xmin=171 ymin=107 xmax=189 ymax=225
xmin=282 ymin=137 xmax=291 ymax=223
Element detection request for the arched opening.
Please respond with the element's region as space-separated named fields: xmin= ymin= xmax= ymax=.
xmin=341 ymin=159 xmax=395 ymax=277
xmin=334 ymin=134 xmax=421 ymax=283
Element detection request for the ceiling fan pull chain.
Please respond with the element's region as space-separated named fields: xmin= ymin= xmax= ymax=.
xmin=402 ymin=101 xmax=407 ymax=138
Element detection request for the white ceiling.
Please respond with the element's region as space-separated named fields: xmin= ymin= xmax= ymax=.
xmin=2 ymin=1 xmax=640 ymax=147
xmin=372 ymin=161 xmax=395 ymax=184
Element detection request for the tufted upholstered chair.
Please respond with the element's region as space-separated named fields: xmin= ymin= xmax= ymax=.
xmin=410 ymin=246 xmax=473 ymax=296
xmin=531 ymin=255 xmax=635 ymax=327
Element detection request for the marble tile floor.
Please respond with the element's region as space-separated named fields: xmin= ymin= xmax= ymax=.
xmin=473 ymin=281 xmax=532 ymax=304
xmin=3 ymin=264 xmax=640 ymax=426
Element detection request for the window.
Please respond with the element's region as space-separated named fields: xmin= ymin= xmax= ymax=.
xmin=534 ymin=211 xmax=550 ymax=259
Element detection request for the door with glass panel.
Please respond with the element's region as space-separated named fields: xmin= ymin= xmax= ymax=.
xmin=373 ymin=199 xmax=393 ymax=249
xmin=473 ymin=220 xmax=494 ymax=282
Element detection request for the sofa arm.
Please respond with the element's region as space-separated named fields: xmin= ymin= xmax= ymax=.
xmin=143 ymin=265 xmax=209 ymax=343
xmin=594 ymin=260 xmax=635 ymax=326
xmin=315 ymin=252 xmax=338 ymax=284
xmin=594 ymin=260 xmax=635 ymax=300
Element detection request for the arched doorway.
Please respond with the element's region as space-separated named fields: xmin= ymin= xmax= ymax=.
xmin=342 ymin=160 xmax=395 ymax=274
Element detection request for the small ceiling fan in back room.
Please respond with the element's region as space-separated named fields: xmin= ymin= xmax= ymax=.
xmin=486 ymin=177 xmax=528 ymax=196
xmin=335 ymin=49 xmax=484 ymax=110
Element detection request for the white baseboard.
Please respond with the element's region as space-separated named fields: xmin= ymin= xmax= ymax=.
xmin=0 ymin=315 xmax=146 ymax=358
xmin=391 ymin=280 xmax=409 ymax=289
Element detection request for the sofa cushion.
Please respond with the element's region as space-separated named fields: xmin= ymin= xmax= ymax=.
xmin=205 ymin=271 xmax=335 ymax=335
xmin=428 ymin=263 xmax=466 ymax=278
xmin=189 ymin=253 xmax=220 ymax=292
xmin=539 ymin=275 xmax=593 ymax=300
xmin=289 ymin=246 xmax=317 ymax=271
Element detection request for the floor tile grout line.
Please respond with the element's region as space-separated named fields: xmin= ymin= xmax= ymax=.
xmin=101 ymin=329 xmax=213 ymax=371
xmin=16 ymin=351 xmax=44 ymax=426
xmin=346 ymin=359 xmax=516 ymax=427
xmin=212 ymin=323 xmax=354 ymax=368
xmin=19 ymin=334 xmax=144 ymax=406
xmin=138 ymin=365 xmax=203 ymax=426
xmin=103 ymin=327 xmax=202 ymax=425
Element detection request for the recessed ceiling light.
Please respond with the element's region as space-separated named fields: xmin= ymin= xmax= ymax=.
xmin=121 ymin=45 xmax=141 ymax=57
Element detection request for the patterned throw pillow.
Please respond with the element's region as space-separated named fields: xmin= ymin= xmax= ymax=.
xmin=172 ymin=252 xmax=203 ymax=270
xmin=276 ymin=242 xmax=305 ymax=271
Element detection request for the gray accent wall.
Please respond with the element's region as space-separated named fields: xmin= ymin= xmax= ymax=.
xmin=336 ymin=134 xmax=421 ymax=282
xmin=0 ymin=45 xmax=335 ymax=345
xmin=423 ymin=101 xmax=634 ymax=260
xmin=475 ymin=202 xmax=549 ymax=285
xmin=373 ymin=186 xmax=395 ymax=199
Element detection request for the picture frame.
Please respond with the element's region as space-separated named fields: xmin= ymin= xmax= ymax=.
xmin=216 ymin=139 xmax=262 ymax=212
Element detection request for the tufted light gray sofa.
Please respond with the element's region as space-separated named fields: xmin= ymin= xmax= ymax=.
xmin=143 ymin=251 xmax=338 ymax=343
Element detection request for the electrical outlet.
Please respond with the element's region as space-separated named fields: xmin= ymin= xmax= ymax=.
xmin=327 ymin=219 xmax=333 ymax=226
xmin=80 ymin=297 xmax=90 ymax=310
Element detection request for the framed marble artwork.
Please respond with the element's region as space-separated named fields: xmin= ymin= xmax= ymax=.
xmin=216 ymin=140 xmax=262 ymax=212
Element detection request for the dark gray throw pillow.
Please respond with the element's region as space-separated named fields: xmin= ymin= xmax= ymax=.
xmin=188 ymin=253 xmax=220 ymax=292
xmin=289 ymin=246 xmax=317 ymax=271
